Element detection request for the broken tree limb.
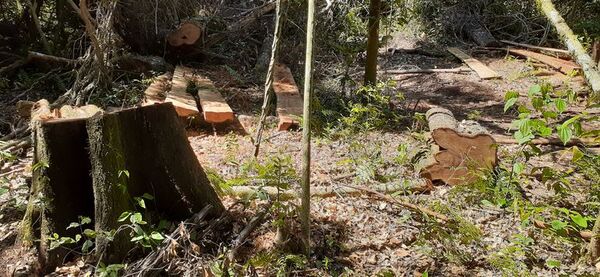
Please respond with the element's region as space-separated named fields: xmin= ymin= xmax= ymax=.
xmin=385 ymin=68 xmax=471 ymax=75
xmin=536 ymin=0 xmax=600 ymax=94
xmin=500 ymin=40 xmax=570 ymax=57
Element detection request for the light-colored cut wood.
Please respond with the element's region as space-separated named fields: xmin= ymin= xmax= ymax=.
xmin=508 ymin=48 xmax=580 ymax=75
xmin=165 ymin=66 xmax=199 ymax=117
xmin=447 ymin=47 xmax=501 ymax=80
xmin=273 ymin=63 xmax=303 ymax=130
xmin=143 ymin=72 xmax=172 ymax=105
xmin=195 ymin=75 xmax=234 ymax=123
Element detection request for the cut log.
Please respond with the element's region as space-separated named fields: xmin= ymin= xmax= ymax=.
xmin=447 ymin=47 xmax=500 ymax=80
xmin=385 ymin=68 xmax=471 ymax=75
xmin=19 ymin=118 xmax=95 ymax=273
xmin=536 ymin=0 xmax=600 ymax=93
xmin=273 ymin=63 xmax=303 ymax=130
xmin=508 ymin=48 xmax=580 ymax=75
xmin=87 ymin=103 xmax=224 ymax=263
xmin=165 ymin=66 xmax=199 ymax=117
xmin=420 ymin=108 xmax=498 ymax=185
xmin=143 ymin=72 xmax=172 ymax=105
xmin=195 ymin=75 xmax=234 ymax=123
xmin=168 ymin=21 xmax=203 ymax=47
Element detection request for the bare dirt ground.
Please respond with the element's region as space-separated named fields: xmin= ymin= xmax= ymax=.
xmin=1 ymin=33 xmax=599 ymax=276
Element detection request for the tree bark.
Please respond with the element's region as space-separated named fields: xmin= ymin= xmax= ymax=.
xmin=87 ymin=103 xmax=224 ymax=263
xmin=364 ymin=0 xmax=381 ymax=85
xmin=536 ymin=0 xmax=600 ymax=94
xmin=300 ymin=0 xmax=315 ymax=256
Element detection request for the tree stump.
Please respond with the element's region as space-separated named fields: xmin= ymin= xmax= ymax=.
xmin=18 ymin=102 xmax=224 ymax=272
xmin=419 ymin=108 xmax=498 ymax=185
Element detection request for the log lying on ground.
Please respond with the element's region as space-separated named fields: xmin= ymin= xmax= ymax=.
xmin=500 ymin=40 xmax=571 ymax=58
xmin=18 ymin=103 xmax=224 ymax=272
xmin=385 ymin=67 xmax=471 ymax=75
xmin=419 ymin=108 xmax=498 ymax=185
xmin=168 ymin=21 xmax=204 ymax=47
xmin=87 ymin=103 xmax=224 ymax=263
xmin=508 ymin=48 xmax=580 ymax=75
xmin=536 ymin=0 xmax=600 ymax=94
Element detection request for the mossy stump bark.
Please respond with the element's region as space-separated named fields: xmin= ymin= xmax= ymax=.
xmin=87 ymin=103 xmax=224 ymax=263
xmin=19 ymin=102 xmax=224 ymax=271
xmin=19 ymin=118 xmax=95 ymax=273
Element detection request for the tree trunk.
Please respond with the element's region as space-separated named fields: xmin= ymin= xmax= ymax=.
xmin=536 ymin=0 xmax=600 ymax=94
xmin=464 ymin=21 xmax=499 ymax=47
xmin=364 ymin=0 xmax=381 ymax=85
xmin=589 ymin=211 xmax=600 ymax=263
xmin=300 ymin=0 xmax=315 ymax=256
xmin=87 ymin=103 xmax=224 ymax=263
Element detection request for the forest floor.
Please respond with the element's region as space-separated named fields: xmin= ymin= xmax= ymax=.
xmin=1 ymin=32 xmax=600 ymax=276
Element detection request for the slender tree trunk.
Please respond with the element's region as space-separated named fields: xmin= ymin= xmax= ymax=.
xmin=364 ymin=0 xmax=381 ymax=85
xmin=590 ymin=211 xmax=600 ymax=263
xmin=536 ymin=0 xmax=600 ymax=94
xmin=300 ymin=0 xmax=315 ymax=256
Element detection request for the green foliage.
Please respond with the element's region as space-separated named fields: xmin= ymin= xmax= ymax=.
xmin=487 ymin=234 xmax=535 ymax=277
xmin=96 ymin=263 xmax=126 ymax=277
xmin=48 ymin=216 xmax=95 ymax=254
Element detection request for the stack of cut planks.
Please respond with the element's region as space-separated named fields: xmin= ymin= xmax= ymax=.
xmin=143 ymin=65 xmax=234 ymax=124
xmin=272 ymin=63 xmax=303 ymax=131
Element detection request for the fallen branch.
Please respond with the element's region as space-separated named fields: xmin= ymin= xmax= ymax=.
xmin=385 ymin=68 xmax=471 ymax=75
xmin=387 ymin=48 xmax=446 ymax=57
xmin=226 ymin=203 xmax=271 ymax=263
xmin=500 ymin=40 xmax=570 ymax=56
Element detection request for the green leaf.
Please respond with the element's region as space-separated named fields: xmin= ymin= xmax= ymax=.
xmin=550 ymin=220 xmax=568 ymax=231
xmin=130 ymin=212 xmax=144 ymax=224
xmin=150 ymin=231 xmax=164 ymax=241
xmin=528 ymin=84 xmax=541 ymax=97
xmin=570 ymin=213 xmax=588 ymax=228
xmin=67 ymin=222 xmax=80 ymax=230
xmin=556 ymin=125 xmax=573 ymax=145
xmin=554 ymin=98 xmax=566 ymax=113
xmin=504 ymin=98 xmax=518 ymax=113
xmin=141 ymin=193 xmax=154 ymax=200
xmin=80 ymin=216 xmax=92 ymax=225
xmin=572 ymin=146 xmax=584 ymax=163
xmin=83 ymin=229 xmax=96 ymax=239
xmin=75 ymin=234 xmax=82 ymax=242
xmin=537 ymin=126 xmax=553 ymax=137
xmin=118 ymin=170 xmax=130 ymax=179
xmin=117 ymin=211 xmax=131 ymax=222
xmin=546 ymin=259 xmax=561 ymax=269
xmin=82 ymin=240 xmax=94 ymax=253
xmin=514 ymin=130 xmax=534 ymax=144
xmin=131 ymin=235 xmax=144 ymax=242
xmin=513 ymin=162 xmax=525 ymax=176
xmin=134 ymin=197 xmax=146 ymax=209
xmin=505 ymin=90 xmax=520 ymax=101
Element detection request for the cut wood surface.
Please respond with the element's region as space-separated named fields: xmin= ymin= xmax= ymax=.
xmin=272 ymin=63 xmax=303 ymax=130
xmin=195 ymin=74 xmax=234 ymax=123
xmin=143 ymin=72 xmax=172 ymax=105
xmin=447 ymin=47 xmax=501 ymax=80
xmin=508 ymin=48 xmax=580 ymax=74
xmin=165 ymin=66 xmax=199 ymax=117
xmin=168 ymin=21 xmax=203 ymax=47
xmin=500 ymin=40 xmax=570 ymax=56
xmin=420 ymin=108 xmax=498 ymax=186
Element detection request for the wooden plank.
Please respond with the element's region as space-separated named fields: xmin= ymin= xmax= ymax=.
xmin=195 ymin=75 xmax=234 ymax=123
xmin=500 ymin=40 xmax=570 ymax=56
xmin=447 ymin=47 xmax=501 ymax=80
xmin=143 ymin=72 xmax=172 ymax=105
xmin=272 ymin=63 xmax=303 ymax=131
xmin=508 ymin=48 xmax=581 ymax=75
xmin=165 ymin=66 xmax=199 ymax=117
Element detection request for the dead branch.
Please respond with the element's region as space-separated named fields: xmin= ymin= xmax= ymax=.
xmin=385 ymin=68 xmax=471 ymax=75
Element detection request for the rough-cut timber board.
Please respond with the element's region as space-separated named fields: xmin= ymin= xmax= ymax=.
xmin=273 ymin=63 xmax=303 ymax=131
xmin=195 ymin=75 xmax=234 ymax=123
xmin=447 ymin=47 xmax=501 ymax=80
xmin=165 ymin=66 xmax=199 ymax=117
xmin=143 ymin=72 xmax=172 ymax=105
xmin=508 ymin=49 xmax=581 ymax=75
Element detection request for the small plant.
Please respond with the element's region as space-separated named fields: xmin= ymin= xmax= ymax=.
xmin=487 ymin=234 xmax=535 ymax=277
xmin=116 ymin=193 xmax=166 ymax=248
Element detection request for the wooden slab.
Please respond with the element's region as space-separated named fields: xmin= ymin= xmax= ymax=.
xmin=272 ymin=63 xmax=303 ymax=131
xmin=508 ymin=48 xmax=581 ymax=75
xmin=143 ymin=72 xmax=172 ymax=105
xmin=165 ymin=66 xmax=199 ymax=117
xmin=195 ymin=75 xmax=234 ymax=123
xmin=447 ymin=47 xmax=501 ymax=80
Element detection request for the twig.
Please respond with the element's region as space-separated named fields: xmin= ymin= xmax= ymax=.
xmin=227 ymin=203 xmax=271 ymax=262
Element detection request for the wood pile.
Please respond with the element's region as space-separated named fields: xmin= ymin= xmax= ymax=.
xmin=419 ymin=108 xmax=498 ymax=186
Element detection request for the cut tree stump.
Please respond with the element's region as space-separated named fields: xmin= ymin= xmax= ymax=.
xmin=447 ymin=47 xmax=500 ymax=80
xmin=419 ymin=108 xmax=498 ymax=185
xmin=166 ymin=66 xmax=199 ymax=117
xmin=19 ymin=118 xmax=95 ymax=273
xmin=508 ymin=48 xmax=580 ymax=75
xmin=87 ymin=103 xmax=224 ymax=263
xmin=195 ymin=74 xmax=234 ymax=123
xmin=18 ymin=103 xmax=224 ymax=271
xmin=167 ymin=21 xmax=203 ymax=47
xmin=273 ymin=63 xmax=303 ymax=131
